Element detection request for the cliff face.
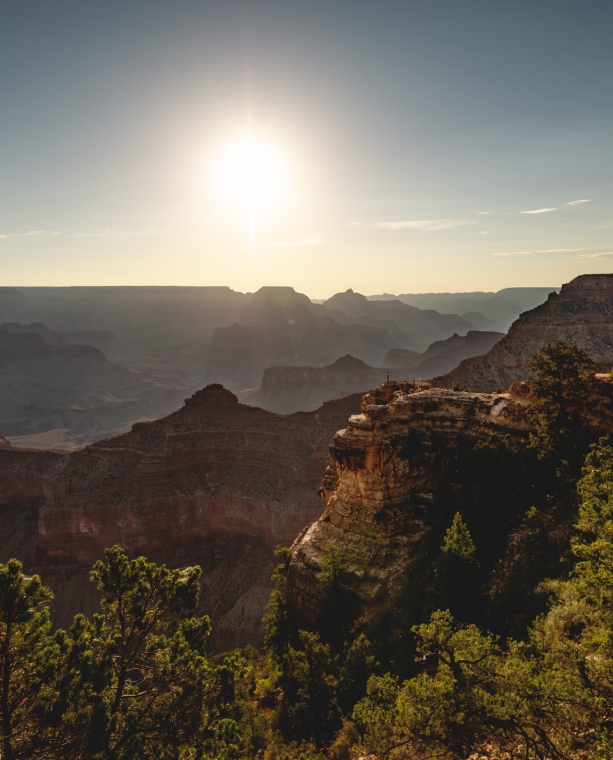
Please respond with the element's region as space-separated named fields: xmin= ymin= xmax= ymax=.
xmin=436 ymin=275 xmax=613 ymax=391
xmin=0 ymin=385 xmax=362 ymax=650
xmin=286 ymin=381 xmax=534 ymax=629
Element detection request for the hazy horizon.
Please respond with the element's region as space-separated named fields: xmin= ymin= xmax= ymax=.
xmin=1 ymin=1 xmax=612 ymax=293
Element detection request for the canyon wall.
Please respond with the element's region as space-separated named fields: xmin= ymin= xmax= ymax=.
xmin=435 ymin=274 xmax=613 ymax=391
xmin=0 ymin=385 xmax=362 ymax=650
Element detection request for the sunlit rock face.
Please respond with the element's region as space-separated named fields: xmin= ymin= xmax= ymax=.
xmin=436 ymin=274 xmax=613 ymax=392
xmin=286 ymin=381 xmax=533 ymax=629
xmin=0 ymin=384 xmax=362 ymax=650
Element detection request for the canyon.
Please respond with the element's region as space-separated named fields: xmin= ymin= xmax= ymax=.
xmin=0 ymin=326 xmax=193 ymax=446
xmin=0 ymin=285 xmax=491 ymax=442
xmin=0 ymin=384 xmax=362 ymax=650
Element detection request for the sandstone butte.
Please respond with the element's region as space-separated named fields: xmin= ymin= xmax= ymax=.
xmin=286 ymin=377 xmax=613 ymax=631
xmin=0 ymin=384 xmax=362 ymax=650
xmin=434 ymin=274 xmax=613 ymax=392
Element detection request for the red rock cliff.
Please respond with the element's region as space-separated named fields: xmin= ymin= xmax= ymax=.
xmin=0 ymin=384 xmax=362 ymax=649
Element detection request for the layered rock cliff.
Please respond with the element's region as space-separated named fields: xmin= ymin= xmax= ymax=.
xmin=286 ymin=381 xmax=533 ymax=629
xmin=435 ymin=274 xmax=613 ymax=391
xmin=0 ymin=385 xmax=362 ymax=649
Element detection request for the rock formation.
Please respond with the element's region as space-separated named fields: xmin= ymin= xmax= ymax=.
xmin=435 ymin=275 xmax=613 ymax=392
xmin=205 ymin=288 xmax=399 ymax=390
xmin=0 ymin=385 xmax=362 ymax=650
xmin=285 ymin=381 xmax=533 ymax=629
xmin=238 ymin=355 xmax=391 ymax=414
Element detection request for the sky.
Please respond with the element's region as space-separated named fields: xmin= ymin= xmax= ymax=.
xmin=1 ymin=0 xmax=612 ymax=297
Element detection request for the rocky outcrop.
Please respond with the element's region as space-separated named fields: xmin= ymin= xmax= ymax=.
xmin=0 ymin=385 xmax=362 ymax=649
xmin=286 ymin=381 xmax=533 ymax=628
xmin=238 ymin=355 xmax=390 ymax=414
xmin=436 ymin=275 xmax=613 ymax=392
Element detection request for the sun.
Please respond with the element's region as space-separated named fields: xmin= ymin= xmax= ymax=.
xmin=217 ymin=136 xmax=288 ymax=214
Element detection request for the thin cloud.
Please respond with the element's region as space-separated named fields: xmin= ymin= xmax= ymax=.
xmin=577 ymin=251 xmax=613 ymax=259
xmin=249 ymin=235 xmax=323 ymax=250
xmin=520 ymin=208 xmax=556 ymax=215
xmin=492 ymin=248 xmax=584 ymax=257
xmin=477 ymin=211 xmax=490 ymax=215
xmin=67 ymin=228 xmax=169 ymax=238
xmin=26 ymin=230 xmax=61 ymax=236
xmin=567 ymin=199 xmax=590 ymax=206
xmin=0 ymin=235 xmax=10 ymax=240
xmin=373 ymin=219 xmax=474 ymax=231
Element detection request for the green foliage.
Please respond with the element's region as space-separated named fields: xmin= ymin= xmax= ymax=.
xmin=440 ymin=511 xmax=477 ymax=562
xmin=354 ymin=609 xmax=583 ymax=759
xmin=277 ymin=631 xmax=339 ymax=747
xmin=0 ymin=547 xmax=243 ymax=760
xmin=337 ymin=634 xmax=379 ymax=713
xmin=528 ymin=339 xmax=598 ymax=464
xmin=0 ymin=560 xmax=54 ymax=760
xmin=537 ymin=437 xmax=613 ymax=708
xmin=430 ymin=513 xmax=481 ymax=623
xmin=263 ymin=546 xmax=292 ymax=663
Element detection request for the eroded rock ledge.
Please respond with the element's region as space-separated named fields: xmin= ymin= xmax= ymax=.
xmin=286 ymin=381 xmax=532 ymax=628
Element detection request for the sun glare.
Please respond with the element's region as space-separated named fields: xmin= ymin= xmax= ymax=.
xmin=217 ymin=136 xmax=287 ymax=215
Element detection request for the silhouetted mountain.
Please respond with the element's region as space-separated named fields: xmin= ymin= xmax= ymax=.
xmin=323 ymin=289 xmax=474 ymax=348
xmin=368 ymin=287 xmax=559 ymax=331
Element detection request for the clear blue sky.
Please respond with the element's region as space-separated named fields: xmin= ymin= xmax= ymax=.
xmin=1 ymin=0 xmax=612 ymax=296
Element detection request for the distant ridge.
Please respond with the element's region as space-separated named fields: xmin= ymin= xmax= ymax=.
xmin=434 ymin=275 xmax=613 ymax=391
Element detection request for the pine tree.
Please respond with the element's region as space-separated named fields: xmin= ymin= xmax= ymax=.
xmin=528 ymin=339 xmax=597 ymax=466
xmin=263 ymin=547 xmax=293 ymax=663
xmin=0 ymin=561 xmax=55 ymax=760
xmin=431 ymin=512 xmax=481 ymax=622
